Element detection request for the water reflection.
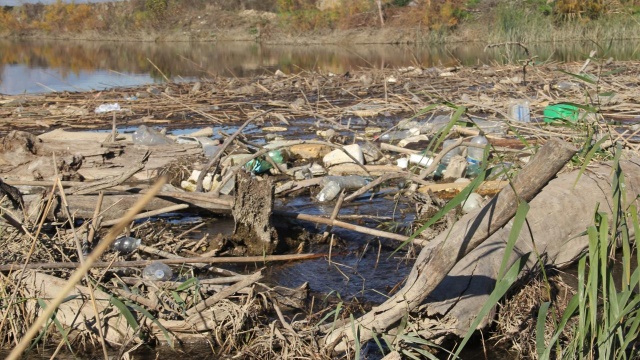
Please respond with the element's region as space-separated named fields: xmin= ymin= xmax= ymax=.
xmin=1 ymin=39 xmax=640 ymax=95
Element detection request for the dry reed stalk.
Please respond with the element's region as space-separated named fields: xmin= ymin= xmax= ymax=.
xmin=6 ymin=176 xmax=168 ymax=360
xmin=55 ymin=177 xmax=110 ymax=360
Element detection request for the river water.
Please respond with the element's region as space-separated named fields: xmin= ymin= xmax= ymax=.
xmin=1 ymin=39 xmax=640 ymax=95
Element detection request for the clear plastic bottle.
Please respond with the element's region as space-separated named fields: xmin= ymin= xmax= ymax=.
xmin=112 ymin=237 xmax=141 ymax=254
xmin=142 ymin=262 xmax=173 ymax=281
xmin=435 ymin=139 xmax=462 ymax=176
xmin=509 ymin=100 xmax=531 ymax=123
xmin=132 ymin=125 xmax=174 ymax=146
xmin=316 ymin=180 xmax=341 ymax=202
xmin=320 ymin=175 xmax=368 ymax=190
xmin=379 ymin=128 xmax=420 ymax=142
xmin=466 ymin=135 xmax=488 ymax=177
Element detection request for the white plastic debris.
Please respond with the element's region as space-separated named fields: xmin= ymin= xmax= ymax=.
xmin=323 ymin=144 xmax=364 ymax=167
xmin=95 ymin=103 xmax=121 ymax=113
xmin=462 ymin=193 xmax=484 ymax=214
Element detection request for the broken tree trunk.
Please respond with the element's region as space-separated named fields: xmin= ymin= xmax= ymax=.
xmin=231 ymin=171 xmax=279 ymax=255
xmin=322 ymin=138 xmax=577 ymax=352
xmin=412 ymin=159 xmax=640 ymax=341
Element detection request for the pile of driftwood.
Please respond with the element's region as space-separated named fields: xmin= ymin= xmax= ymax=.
xmin=0 ymin=60 xmax=639 ymax=358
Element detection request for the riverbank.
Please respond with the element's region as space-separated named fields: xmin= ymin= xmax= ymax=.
xmin=1 ymin=1 xmax=640 ymax=45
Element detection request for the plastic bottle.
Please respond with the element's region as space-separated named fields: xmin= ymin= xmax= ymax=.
xmin=509 ymin=100 xmax=531 ymax=123
xmin=142 ymin=262 xmax=173 ymax=281
xmin=379 ymin=128 xmax=419 ymax=142
xmin=320 ymin=175 xmax=368 ymax=190
xmin=555 ymin=81 xmax=579 ymax=91
xmin=466 ymin=135 xmax=488 ymax=177
xmin=435 ymin=139 xmax=462 ymax=177
xmin=267 ymin=149 xmax=284 ymax=164
xmin=132 ymin=125 xmax=174 ymax=146
xmin=112 ymin=236 xmax=141 ymax=254
xmin=316 ymin=180 xmax=341 ymax=202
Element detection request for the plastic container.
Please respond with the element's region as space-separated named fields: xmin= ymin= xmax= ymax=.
xmin=409 ymin=153 xmax=433 ymax=167
xmin=555 ymin=81 xmax=579 ymax=91
xmin=267 ymin=149 xmax=285 ymax=164
xmin=543 ymin=103 xmax=580 ymax=124
xmin=441 ymin=139 xmax=462 ymax=165
xmin=112 ymin=236 xmax=141 ymax=254
xmin=245 ymin=158 xmax=272 ymax=174
xmin=419 ymin=115 xmax=451 ymax=134
xmin=435 ymin=139 xmax=462 ymax=177
xmin=132 ymin=125 xmax=174 ymax=146
xmin=466 ymin=135 xmax=488 ymax=177
xmin=320 ymin=175 xmax=368 ymax=189
xmin=316 ymin=180 xmax=341 ymax=202
xmin=379 ymin=129 xmax=419 ymax=142
xmin=509 ymin=100 xmax=531 ymax=123
xmin=142 ymin=262 xmax=173 ymax=281
xmin=95 ymin=103 xmax=121 ymax=114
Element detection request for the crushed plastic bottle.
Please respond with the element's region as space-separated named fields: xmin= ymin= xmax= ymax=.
xmin=142 ymin=262 xmax=173 ymax=281
xmin=132 ymin=125 xmax=174 ymax=146
xmin=419 ymin=115 xmax=451 ymax=134
xmin=508 ymin=100 xmax=531 ymax=123
xmin=112 ymin=236 xmax=141 ymax=254
xmin=316 ymin=180 xmax=342 ymax=202
xmin=317 ymin=176 xmax=368 ymax=202
xmin=95 ymin=103 xmax=121 ymax=114
xmin=466 ymin=135 xmax=488 ymax=177
xmin=378 ymin=128 xmax=419 ymax=142
xmin=320 ymin=175 xmax=368 ymax=189
xmin=435 ymin=139 xmax=462 ymax=176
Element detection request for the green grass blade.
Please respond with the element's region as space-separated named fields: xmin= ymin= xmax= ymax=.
xmin=392 ymin=167 xmax=487 ymax=255
xmin=558 ymin=70 xmax=597 ymax=84
xmin=454 ymin=253 xmax=530 ymax=357
xmin=541 ymin=294 xmax=580 ymax=359
xmin=128 ymin=302 xmax=174 ymax=348
xmin=31 ymin=298 xmax=74 ymax=353
xmin=536 ymin=301 xmax=551 ymax=359
xmin=175 ymin=277 xmax=198 ymax=292
xmin=109 ymin=295 xmax=139 ymax=332
xmin=497 ymin=201 xmax=529 ymax=280
xmin=572 ymin=135 xmax=609 ymax=188
xmin=350 ymin=314 xmax=361 ymax=360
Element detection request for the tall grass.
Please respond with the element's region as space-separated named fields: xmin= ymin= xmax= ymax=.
xmin=486 ymin=3 xmax=640 ymax=43
xmin=535 ymin=146 xmax=640 ymax=359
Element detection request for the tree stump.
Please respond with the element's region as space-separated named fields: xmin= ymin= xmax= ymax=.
xmin=231 ymin=171 xmax=279 ymax=255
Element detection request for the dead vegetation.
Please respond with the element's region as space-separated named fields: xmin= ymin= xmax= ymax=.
xmin=0 ymin=59 xmax=639 ymax=358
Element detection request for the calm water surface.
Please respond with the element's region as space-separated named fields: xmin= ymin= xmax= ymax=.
xmin=1 ymin=39 xmax=640 ymax=95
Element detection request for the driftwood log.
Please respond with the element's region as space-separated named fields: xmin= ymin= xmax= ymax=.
xmin=415 ymin=158 xmax=640 ymax=340
xmin=231 ymin=171 xmax=279 ymax=255
xmin=322 ymin=138 xmax=578 ymax=352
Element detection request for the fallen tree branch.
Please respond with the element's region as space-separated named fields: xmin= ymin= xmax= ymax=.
xmin=0 ymin=253 xmax=324 ymax=271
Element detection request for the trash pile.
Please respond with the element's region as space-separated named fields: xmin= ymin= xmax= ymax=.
xmin=0 ymin=60 xmax=639 ymax=358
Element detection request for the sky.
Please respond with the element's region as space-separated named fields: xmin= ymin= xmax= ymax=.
xmin=0 ymin=0 xmax=117 ymax=5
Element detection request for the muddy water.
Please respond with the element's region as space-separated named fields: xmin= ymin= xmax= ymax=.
xmin=2 ymin=39 xmax=640 ymax=94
